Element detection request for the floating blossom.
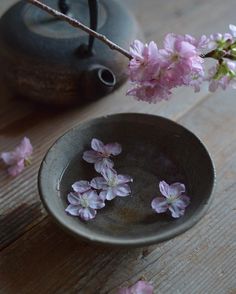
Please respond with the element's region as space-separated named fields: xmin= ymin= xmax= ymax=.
xmin=91 ymin=167 xmax=133 ymax=201
xmin=0 ymin=137 xmax=33 ymax=176
xmin=83 ymin=138 xmax=122 ymax=172
xmin=117 ymin=280 xmax=154 ymax=294
xmin=65 ymin=188 xmax=105 ymax=221
xmin=151 ymin=180 xmax=190 ymax=218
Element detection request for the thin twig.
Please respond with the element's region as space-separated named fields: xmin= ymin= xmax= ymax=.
xmin=26 ymin=0 xmax=133 ymax=59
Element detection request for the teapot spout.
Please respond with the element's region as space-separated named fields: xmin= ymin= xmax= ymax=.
xmin=81 ymin=65 xmax=116 ymax=101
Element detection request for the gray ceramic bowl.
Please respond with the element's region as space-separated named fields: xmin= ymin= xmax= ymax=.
xmin=38 ymin=113 xmax=215 ymax=247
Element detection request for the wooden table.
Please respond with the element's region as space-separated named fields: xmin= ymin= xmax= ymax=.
xmin=1 ymin=1 xmax=236 ymax=293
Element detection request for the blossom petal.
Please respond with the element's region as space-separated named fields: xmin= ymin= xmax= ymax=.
xmin=72 ymin=181 xmax=91 ymax=193
xmin=169 ymin=205 xmax=185 ymax=218
xmin=101 ymin=167 xmax=117 ymax=182
xmin=117 ymin=174 xmax=133 ymax=184
xmin=114 ymin=184 xmax=131 ymax=197
xmin=87 ymin=190 xmax=105 ymax=209
xmin=130 ymin=40 xmax=145 ymax=60
xmin=7 ymin=160 xmax=25 ymax=176
xmin=67 ymin=192 xmax=81 ymax=205
xmin=79 ymin=207 xmax=96 ymax=220
xmin=65 ymin=204 xmax=81 ymax=216
xmin=168 ymin=182 xmax=186 ymax=197
xmin=91 ymin=138 xmax=106 ymax=153
xmin=99 ymin=191 xmax=107 ymax=201
xmin=90 ymin=177 xmax=107 ymax=189
xmin=118 ymin=281 xmax=154 ymax=294
xmin=16 ymin=137 xmax=33 ymax=158
xmin=94 ymin=158 xmax=114 ymax=173
xmin=82 ymin=150 xmax=100 ymax=163
xmin=105 ymin=143 xmax=122 ymax=156
xmin=178 ymin=194 xmax=190 ymax=208
xmin=151 ymin=197 xmax=168 ymax=213
xmin=1 ymin=151 xmax=17 ymax=165
xmin=130 ymin=280 xmax=154 ymax=294
xmin=159 ymin=180 xmax=171 ymax=197
xmin=104 ymin=187 xmax=117 ymax=201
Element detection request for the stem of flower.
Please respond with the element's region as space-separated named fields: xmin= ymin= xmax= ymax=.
xmin=26 ymin=0 xmax=133 ymax=60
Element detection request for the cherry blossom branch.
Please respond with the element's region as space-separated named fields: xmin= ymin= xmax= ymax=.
xmin=26 ymin=0 xmax=132 ymax=60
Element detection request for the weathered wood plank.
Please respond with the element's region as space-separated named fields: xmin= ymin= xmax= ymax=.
xmin=1 ymin=0 xmax=236 ymax=293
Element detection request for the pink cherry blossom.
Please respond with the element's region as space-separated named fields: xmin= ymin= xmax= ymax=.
xmin=83 ymin=138 xmax=122 ymax=173
xmin=151 ymin=180 xmax=190 ymax=218
xmin=117 ymin=280 xmax=154 ymax=294
xmin=127 ymin=34 xmax=205 ymax=103
xmin=129 ymin=40 xmax=160 ymax=82
xmin=91 ymin=167 xmax=133 ymax=201
xmin=65 ymin=189 xmax=105 ymax=221
xmin=1 ymin=137 xmax=33 ymax=176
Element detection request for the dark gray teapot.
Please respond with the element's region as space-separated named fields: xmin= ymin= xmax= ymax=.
xmin=0 ymin=0 xmax=140 ymax=106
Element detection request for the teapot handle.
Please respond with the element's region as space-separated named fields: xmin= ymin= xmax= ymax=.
xmin=58 ymin=0 xmax=98 ymax=55
xmin=88 ymin=0 xmax=98 ymax=54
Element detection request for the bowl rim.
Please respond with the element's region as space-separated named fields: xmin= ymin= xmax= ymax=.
xmin=38 ymin=112 xmax=216 ymax=247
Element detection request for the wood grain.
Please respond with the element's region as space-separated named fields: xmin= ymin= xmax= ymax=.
xmin=0 ymin=0 xmax=236 ymax=293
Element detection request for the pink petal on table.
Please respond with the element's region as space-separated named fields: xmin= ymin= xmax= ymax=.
xmin=1 ymin=151 xmax=16 ymax=165
xmin=16 ymin=137 xmax=33 ymax=158
xmin=118 ymin=280 xmax=154 ymax=294
xmin=7 ymin=160 xmax=25 ymax=177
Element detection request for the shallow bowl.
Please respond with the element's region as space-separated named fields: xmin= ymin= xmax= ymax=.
xmin=38 ymin=113 xmax=215 ymax=247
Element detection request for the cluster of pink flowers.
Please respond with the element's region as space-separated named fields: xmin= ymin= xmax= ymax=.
xmin=1 ymin=137 xmax=33 ymax=176
xmin=65 ymin=138 xmax=133 ymax=221
xmin=127 ymin=24 xmax=236 ymax=103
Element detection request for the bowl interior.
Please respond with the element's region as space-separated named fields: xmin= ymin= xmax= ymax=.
xmin=38 ymin=113 xmax=215 ymax=246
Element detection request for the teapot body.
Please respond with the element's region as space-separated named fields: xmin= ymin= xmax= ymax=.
xmin=0 ymin=0 xmax=140 ymax=105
